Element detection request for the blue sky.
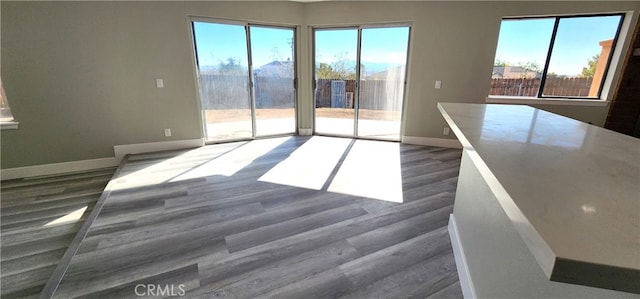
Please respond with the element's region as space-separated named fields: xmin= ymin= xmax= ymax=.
xmin=194 ymin=16 xmax=620 ymax=77
xmin=193 ymin=22 xmax=293 ymax=68
xmin=360 ymin=27 xmax=410 ymax=64
xmin=194 ymin=23 xmax=410 ymax=71
xmin=314 ymin=29 xmax=358 ymax=64
xmin=495 ymin=15 xmax=622 ymax=76
xmin=314 ymin=27 xmax=410 ymax=65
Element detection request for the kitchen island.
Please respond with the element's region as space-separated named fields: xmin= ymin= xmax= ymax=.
xmin=438 ymin=103 xmax=639 ymax=298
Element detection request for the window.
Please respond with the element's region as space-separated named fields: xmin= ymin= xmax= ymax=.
xmin=313 ymin=25 xmax=411 ymax=140
xmin=490 ymin=14 xmax=624 ymax=99
xmin=0 ymin=77 xmax=18 ymax=130
xmin=191 ymin=20 xmax=296 ymax=141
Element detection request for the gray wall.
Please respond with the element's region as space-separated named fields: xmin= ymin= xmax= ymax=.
xmin=2 ymin=1 xmax=639 ymax=169
xmin=302 ymin=1 xmax=638 ymax=138
xmin=0 ymin=1 xmax=304 ymax=168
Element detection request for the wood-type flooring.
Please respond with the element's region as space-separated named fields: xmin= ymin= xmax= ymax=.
xmin=1 ymin=168 xmax=116 ymax=298
xmin=6 ymin=136 xmax=464 ymax=298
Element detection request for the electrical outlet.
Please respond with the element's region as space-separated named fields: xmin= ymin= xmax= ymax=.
xmin=443 ymin=127 xmax=450 ymax=135
xmin=435 ymin=80 xmax=442 ymax=89
xmin=156 ymin=78 xmax=164 ymax=88
xmin=164 ymin=128 xmax=172 ymax=137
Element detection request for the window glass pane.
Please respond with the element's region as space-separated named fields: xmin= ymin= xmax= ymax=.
xmin=193 ymin=22 xmax=252 ymax=141
xmin=314 ymin=29 xmax=358 ymax=136
xmin=490 ymin=18 xmax=554 ymax=96
xmin=250 ymin=26 xmax=296 ymax=136
xmin=357 ymin=27 xmax=409 ymax=140
xmin=542 ymin=15 xmax=622 ymax=98
xmin=0 ymin=78 xmax=15 ymax=122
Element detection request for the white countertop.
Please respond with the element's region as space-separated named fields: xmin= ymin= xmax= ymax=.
xmin=438 ymin=103 xmax=640 ymax=292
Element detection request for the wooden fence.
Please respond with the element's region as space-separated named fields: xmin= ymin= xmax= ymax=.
xmin=254 ymin=75 xmax=295 ymax=109
xmin=490 ymin=77 xmax=593 ymax=97
xmin=315 ymin=79 xmax=356 ymax=108
xmin=541 ymin=77 xmax=593 ymax=97
xmin=201 ymin=76 xmax=592 ymax=111
xmin=315 ymin=79 xmax=403 ymax=111
xmin=199 ymin=74 xmax=294 ymax=109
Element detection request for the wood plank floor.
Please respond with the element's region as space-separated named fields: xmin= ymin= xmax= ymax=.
xmin=0 ymin=168 xmax=116 ymax=299
xmin=11 ymin=136 xmax=464 ymax=298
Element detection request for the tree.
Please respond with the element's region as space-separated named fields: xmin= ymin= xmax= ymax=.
xmin=316 ymin=59 xmax=356 ymax=80
xmin=514 ymin=61 xmax=540 ymax=79
xmin=331 ymin=60 xmax=356 ymax=80
xmin=218 ymin=57 xmax=245 ymax=75
xmin=580 ymin=54 xmax=599 ymax=78
xmin=288 ymin=37 xmax=294 ymax=59
xmin=270 ymin=46 xmax=282 ymax=62
xmin=519 ymin=61 xmax=540 ymax=73
xmin=494 ymin=59 xmax=510 ymax=67
xmin=316 ymin=63 xmax=338 ymax=79
xmin=327 ymin=52 xmax=356 ymax=80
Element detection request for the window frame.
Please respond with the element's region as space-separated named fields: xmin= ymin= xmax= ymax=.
xmin=311 ymin=23 xmax=413 ymax=140
xmin=188 ymin=17 xmax=299 ymax=142
xmin=490 ymin=13 xmax=625 ymax=101
xmin=0 ymin=77 xmax=19 ymax=130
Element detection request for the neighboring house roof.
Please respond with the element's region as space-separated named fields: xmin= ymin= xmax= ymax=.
xmin=492 ymin=66 xmax=506 ymax=79
xmin=492 ymin=66 xmax=541 ymax=79
xmin=254 ymin=60 xmax=294 ymax=77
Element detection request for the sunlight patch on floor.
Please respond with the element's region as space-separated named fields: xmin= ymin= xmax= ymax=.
xmin=170 ymin=137 xmax=292 ymax=183
xmin=329 ymin=140 xmax=403 ymax=202
xmin=108 ymin=137 xmax=294 ymax=191
xmin=108 ymin=145 xmax=238 ymax=190
xmin=258 ymin=136 xmax=352 ymax=190
xmin=44 ymin=206 xmax=88 ymax=227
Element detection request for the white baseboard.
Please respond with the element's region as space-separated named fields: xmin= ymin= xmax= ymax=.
xmin=298 ymin=128 xmax=313 ymax=136
xmin=113 ymin=138 xmax=204 ymax=160
xmin=402 ymin=136 xmax=462 ymax=148
xmin=1 ymin=157 xmax=119 ymax=181
xmin=449 ymin=214 xmax=477 ymax=299
xmin=2 ymin=138 xmax=205 ymax=180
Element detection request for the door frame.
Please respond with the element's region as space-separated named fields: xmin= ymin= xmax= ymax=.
xmin=311 ymin=23 xmax=412 ymax=141
xmin=189 ymin=17 xmax=298 ymax=144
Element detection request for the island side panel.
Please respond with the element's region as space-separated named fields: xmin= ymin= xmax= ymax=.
xmin=451 ymin=149 xmax=637 ymax=299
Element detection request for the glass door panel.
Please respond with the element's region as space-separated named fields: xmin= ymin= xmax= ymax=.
xmin=541 ymin=15 xmax=622 ymax=98
xmin=314 ymin=29 xmax=358 ymax=136
xmin=193 ymin=22 xmax=253 ymax=141
xmin=250 ymin=26 xmax=296 ymax=136
xmin=357 ymin=27 xmax=409 ymax=140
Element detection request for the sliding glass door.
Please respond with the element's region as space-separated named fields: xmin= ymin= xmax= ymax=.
xmin=192 ymin=20 xmax=296 ymax=142
xmin=250 ymin=26 xmax=296 ymax=137
xmin=313 ymin=26 xmax=410 ymax=140
xmin=314 ymin=29 xmax=358 ymax=136
xmin=193 ymin=22 xmax=253 ymax=140
xmin=357 ymin=27 xmax=409 ymax=139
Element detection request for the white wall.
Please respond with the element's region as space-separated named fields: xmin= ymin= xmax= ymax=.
xmin=0 ymin=1 xmax=305 ymax=168
xmin=2 ymin=1 xmax=638 ymax=169
xmin=303 ymin=1 xmax=639 ymax=138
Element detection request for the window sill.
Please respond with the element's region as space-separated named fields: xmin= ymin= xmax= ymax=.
xmin=1 ymin=121 xmax=19 ymax=130
xmin=486 ymin=96 xmax=609 ymax=107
